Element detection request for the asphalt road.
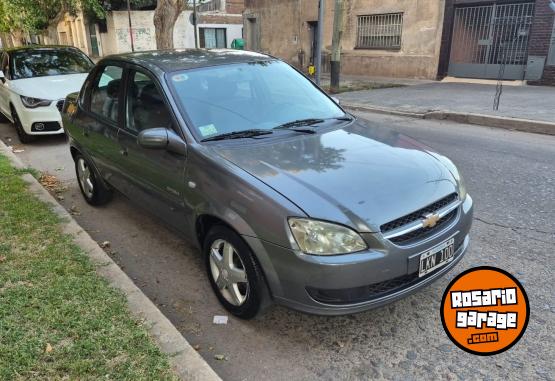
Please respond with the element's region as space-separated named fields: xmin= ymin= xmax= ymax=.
xmin=1 ymin=113 xmax=553 ymax=381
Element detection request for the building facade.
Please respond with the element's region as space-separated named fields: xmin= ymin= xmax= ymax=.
xmin=437 ymin=0 xmax=555 ymax=85
xmin=243 ymin=0 xmax=447 ymax=79
xmin=244 ymin=0 xmax=555 ymax=84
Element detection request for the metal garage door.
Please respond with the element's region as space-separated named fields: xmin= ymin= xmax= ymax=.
xmin=448 ymin=2 xmax=535 ymax=80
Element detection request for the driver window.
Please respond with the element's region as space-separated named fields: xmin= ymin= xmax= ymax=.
xmin=126 ymin=71 xmax=171 ymax=133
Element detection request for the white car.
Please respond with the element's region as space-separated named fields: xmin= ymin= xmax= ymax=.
xmin=0 ymin=46 xmax=93 ymax=143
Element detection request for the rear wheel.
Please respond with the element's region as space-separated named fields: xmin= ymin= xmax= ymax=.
xmin=204 ymin=225 xmax=267 ymax=319
xmin=74 ymin=153 xmax=112 ymax=206
xmin=11 ymin=106 xmax=35 ymax=144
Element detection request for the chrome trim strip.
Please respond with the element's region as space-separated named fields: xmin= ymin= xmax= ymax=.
xmin=383 ymin=200 xmax=462 ymax=240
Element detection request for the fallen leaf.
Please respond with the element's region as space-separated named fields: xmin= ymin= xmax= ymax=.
xmin=0 ymin=256 xmax=6 ymax=263
xmin=100 ymin=241 xmax=111 ymax=249
xmin=193 ymin=344 xmax=201 ymax=351
xmin=45 ymin=343 xmax=53 ymax=353
xmin=214 ymin=354 xmax=227 ymax=361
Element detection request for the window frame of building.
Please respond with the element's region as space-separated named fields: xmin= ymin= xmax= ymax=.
xmin=199 ymin=27 xmax=227 ymax=49
xmin=355 ymin=12 xmax=404 ymax=50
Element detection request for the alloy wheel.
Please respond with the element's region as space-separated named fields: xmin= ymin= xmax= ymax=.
xmin=209 ymin=239 xmax=249 ymax=306
xmin=77 ymin=157 xmax=94 ymax=199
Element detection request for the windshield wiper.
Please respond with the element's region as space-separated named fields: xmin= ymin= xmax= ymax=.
xmin=273 ymin=118 xmax=325 ymax=131
xmin=201 ymin=129 xmax=273 ymax=142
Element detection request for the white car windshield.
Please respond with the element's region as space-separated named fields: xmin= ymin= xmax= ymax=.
xmin=11 ymin=49 xmax=93 ymax=80
xmin=168 ymin=61 xmax=345 ymax=140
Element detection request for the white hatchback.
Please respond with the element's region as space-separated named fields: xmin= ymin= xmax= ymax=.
xmin=0 ymin=46 xmax=93 ymax=143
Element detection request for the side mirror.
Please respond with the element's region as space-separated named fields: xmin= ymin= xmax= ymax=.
xmin=331 ymin=96 xmax=340 ymax=105
xmin=138 ymin=128 xmax=187 ymax=156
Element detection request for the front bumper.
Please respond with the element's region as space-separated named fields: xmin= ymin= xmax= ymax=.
xmin=14 ymin=97 xmax=64 ymax=135
xmin=244 ymin=195 xmax=473 ymax=316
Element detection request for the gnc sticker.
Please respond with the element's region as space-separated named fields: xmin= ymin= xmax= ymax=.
xmin=440 ymin=266 xmax=529 ymax=356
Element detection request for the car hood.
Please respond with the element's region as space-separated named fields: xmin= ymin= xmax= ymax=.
xmin=212 ymin=120 xmax=459 ymax=232
xmin=10 ymin=73 xmax=88 ymax=100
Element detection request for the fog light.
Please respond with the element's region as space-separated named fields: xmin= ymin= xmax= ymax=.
xmin=35 ymin=123 xmax=45 ymax=131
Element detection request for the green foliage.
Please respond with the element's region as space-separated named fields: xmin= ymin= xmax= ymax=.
xmin=0 ymin=0 xmax=154 ymax=33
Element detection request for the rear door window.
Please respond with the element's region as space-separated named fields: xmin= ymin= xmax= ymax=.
xmin=88 ymin=65 xmax=124 ymax=123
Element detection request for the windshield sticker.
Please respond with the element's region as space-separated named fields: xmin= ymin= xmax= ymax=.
xmin=199 ymin=124 xmax=218 ymax=137
xmin=172 ymin=74 xmax=189 ymax=82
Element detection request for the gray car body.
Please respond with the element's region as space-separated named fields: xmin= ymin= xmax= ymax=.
xmin=63 ymin=49 xmax=473 ymax=315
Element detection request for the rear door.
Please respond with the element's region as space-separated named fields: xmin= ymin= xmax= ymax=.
xmin=78 ymin=63 xmax=126 ymax=190
xmin=117 ymin=67 xmax=191 ymax=233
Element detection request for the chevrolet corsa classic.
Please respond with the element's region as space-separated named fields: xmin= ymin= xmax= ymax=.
xmin=62 ymin=50 xmax=473 ymax=319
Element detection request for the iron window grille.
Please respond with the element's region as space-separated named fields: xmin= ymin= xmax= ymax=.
xmin=356 ymin=13 xmax=404 ymax=50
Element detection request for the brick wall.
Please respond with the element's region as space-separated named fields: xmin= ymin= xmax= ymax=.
xmin=527 ymin=0 xmax=555 ymax=85
xmin=200 ymin=14 xmax=243 ymax=24
xmin=226 ymin=0 xmax=245 ymax=14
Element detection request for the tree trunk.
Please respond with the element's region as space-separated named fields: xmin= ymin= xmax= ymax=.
xmin=153 ymin=0 xmax=185 ymax=50
xmin=330 ymin=0 xmax=345 ymax=92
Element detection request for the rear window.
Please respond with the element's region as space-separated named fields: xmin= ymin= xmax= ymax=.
xmin=11 ymin=49 xmax=93 ymax=79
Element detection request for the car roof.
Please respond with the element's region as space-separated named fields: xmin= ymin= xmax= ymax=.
xmin=3 ymin=45 xmax=84 ymax=53
xmin=100 ymin=49 xmax=275 ymax=74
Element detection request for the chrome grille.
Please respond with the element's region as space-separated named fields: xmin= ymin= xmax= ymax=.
xmin=381 ymin=193 xmax=460 ymax=245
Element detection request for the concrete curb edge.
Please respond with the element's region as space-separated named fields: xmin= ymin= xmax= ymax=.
xmin=0 ymin=141 xmax=221 ymax=381
xmin=343 ymin=103 xmax=555 ymax=136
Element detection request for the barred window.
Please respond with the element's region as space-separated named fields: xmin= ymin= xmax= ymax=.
xmin=356 ymin=13 xmax=404 ymax=50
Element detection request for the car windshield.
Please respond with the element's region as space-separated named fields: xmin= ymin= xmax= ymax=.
xmin=167 ymin=61 xmax=345 ymax=140
xmin=11 ymin=49 xmax=93 ymax=79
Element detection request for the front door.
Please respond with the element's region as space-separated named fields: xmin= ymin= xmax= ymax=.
xmin=448 ymin=2 xmax=535 ymax=80
xmin=117 ymin=68 xmax=190 ymax=233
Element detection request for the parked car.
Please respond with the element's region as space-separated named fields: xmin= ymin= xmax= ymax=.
xmin=62 ymin=50 xmax=473 ymax=319
xmin=0 ymin=45 xmax=94 ymax=143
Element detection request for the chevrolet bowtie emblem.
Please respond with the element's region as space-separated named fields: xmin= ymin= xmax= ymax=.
xmin=422 ymin=213 xmax=441 ymax=228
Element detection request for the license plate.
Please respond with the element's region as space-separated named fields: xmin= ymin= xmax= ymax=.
xmin=418 ymin=237 xmax=455 ymax=277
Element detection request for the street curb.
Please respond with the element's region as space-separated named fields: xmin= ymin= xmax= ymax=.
xmin=0 ymin=142 xmax=221 ymax=381
xmin=343 ymin=103 xmax=555 ymax=136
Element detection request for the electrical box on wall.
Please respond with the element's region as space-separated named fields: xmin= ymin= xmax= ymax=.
xmin=525 ymin=56 xmax=546 ymax=81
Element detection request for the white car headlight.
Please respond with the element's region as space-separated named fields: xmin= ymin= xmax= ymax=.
xmin=20 ymin=96 xmax=52 ymax=108
xmin=288 ymin=218 xmax=368 ymax=255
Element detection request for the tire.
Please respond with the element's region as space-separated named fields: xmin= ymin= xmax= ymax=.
xmin=74 ymin=153 xmax=112 ymax=206
xmin=11 ymin=106 xmax=35 ymax=144
xmin=204 ymin=225 xmax=267 ymax=319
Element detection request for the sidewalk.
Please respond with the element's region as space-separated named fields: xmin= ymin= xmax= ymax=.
xmin=336 ymin=82 xmax=555 ymax=135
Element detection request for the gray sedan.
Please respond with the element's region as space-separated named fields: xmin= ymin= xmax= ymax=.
xmin=62 ymin=50 xmax=473 ymax=319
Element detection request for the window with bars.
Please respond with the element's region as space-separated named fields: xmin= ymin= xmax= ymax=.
xmin=356 ymin=13 xmax=404 ymax=50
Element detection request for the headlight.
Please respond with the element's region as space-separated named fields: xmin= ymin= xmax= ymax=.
xmin=288 ymin=218 xmax=368 ymax=255
xmin=20 ymin=96 xmax=51 ymax=108
xmin=434 ymin=154 xmax=467 ymax=200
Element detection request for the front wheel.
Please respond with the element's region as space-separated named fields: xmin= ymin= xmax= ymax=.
xmin=74 ymin=154 xmax=112 ymax=206
xmin=11 ymin=106 xmax=35 ymax=144
xmin=204 ymin=226 xmax=268 ymax=319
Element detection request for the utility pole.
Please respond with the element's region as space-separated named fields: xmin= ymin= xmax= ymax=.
xmin=315 ymin=0 xmax=325 ymax=85
xmin=127 ymin=0 xmax=135 ymax=52
xmin=330 ymin=0 xmax=345 ymax=91
xmin=193 ymin=0 xmax=199 ymax=48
